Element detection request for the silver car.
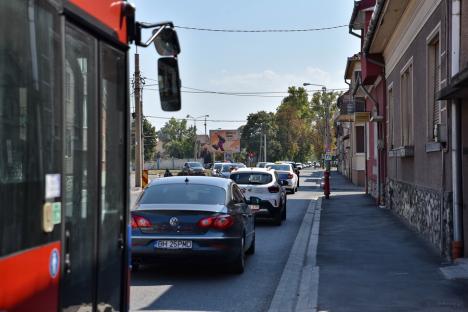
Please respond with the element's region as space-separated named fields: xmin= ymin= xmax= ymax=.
xmin=230 ymin=168 xmax=287 ymax=225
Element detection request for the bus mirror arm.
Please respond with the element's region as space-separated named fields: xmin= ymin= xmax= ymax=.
xmin=135 ymin=22 xmax=173 ymax=48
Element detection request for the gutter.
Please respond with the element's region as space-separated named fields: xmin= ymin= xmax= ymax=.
xmin=362 ymin=0 xmax=386 ymax=54
xmin=349 ymin=1 xmax=362 ymax=38
xmin=450 ymin=0 xmax=463 ymax=259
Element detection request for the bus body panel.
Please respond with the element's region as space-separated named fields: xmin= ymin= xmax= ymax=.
xmin=67 ymin=0 xmax=128 ymax=44
xmin=0 ymin=242 xmax=61 ymax=311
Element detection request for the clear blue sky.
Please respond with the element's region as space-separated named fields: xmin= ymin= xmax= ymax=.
xmin=130 ymin=0 xmax=360 ymax=133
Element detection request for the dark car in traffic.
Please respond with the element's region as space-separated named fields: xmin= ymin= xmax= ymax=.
xmin=181 ymin=161 xmax=206 ymax=176
xmin=131 ymin=176 xmax=256 ymax=273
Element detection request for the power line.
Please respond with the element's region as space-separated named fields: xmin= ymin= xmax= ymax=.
xmin=142 ymin=79 xmax=347 ymax=98
xmin=174 ymin=24 xmax=349 ymax=33
xmin=145 ymin=115 xmax=247 ymax=123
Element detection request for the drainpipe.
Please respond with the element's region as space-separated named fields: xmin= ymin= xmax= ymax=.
xmin=451 ymin=0 xmax=463 ymax=259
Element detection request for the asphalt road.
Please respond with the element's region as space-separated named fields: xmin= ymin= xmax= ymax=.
xmin=130 ymin=169 xmax=321 ymax=312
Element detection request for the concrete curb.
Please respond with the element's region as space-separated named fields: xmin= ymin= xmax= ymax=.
xmin=295 ymin=197 xmax=322 ymax=312
xmin=268 ymin=197 xmax=322 ymax=312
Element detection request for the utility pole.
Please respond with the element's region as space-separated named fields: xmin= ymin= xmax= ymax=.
xmin=322 ymin=86 xmax=331 ymax=199
xmin=264 ymin=134 xmax=267 ymax=162
xmin=204 ymin=116 xmax=207 ymax=137
xmin=134 ymin=52 xmax=142 ymax=188
xmin=194 ymin=122 xmax=197 ymax=160
xmin=259 ymin=134 xmax=263 ymax=163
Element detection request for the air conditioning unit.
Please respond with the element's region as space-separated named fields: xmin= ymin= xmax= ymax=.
xmin=434 ymin=124 xmax=447 ymax=143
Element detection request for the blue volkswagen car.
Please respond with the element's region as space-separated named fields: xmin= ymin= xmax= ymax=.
xmin=131 ymin=176 xmax=256 ymax=273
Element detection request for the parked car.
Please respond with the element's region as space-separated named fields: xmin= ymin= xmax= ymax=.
xmin=181 ymin=162 xmax=206 ymax=176
xmin=296 ymin=162 xmax=303 ymax=170
xmin=131 ymin=176 xmax=256 ymax=273
xmin=266 ymin=163 xmax=298 ymax=194
xmin=230 ymin=168 xmax=287 ymax=225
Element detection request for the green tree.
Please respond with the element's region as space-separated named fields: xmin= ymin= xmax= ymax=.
xmin=143 ymin=117 xmax=157 ymax=161
xmin=309 ymin=90 xmax=340 ymax=160
xmin=276 ymin=87 xmax=313 ymax=161
xmin=240 ymin=111 xmax=281 ymax=162
xmin=131 ymin=117 xmax=157 ymax=162
xmin=158 ymin=118 xmax=196 ymax=158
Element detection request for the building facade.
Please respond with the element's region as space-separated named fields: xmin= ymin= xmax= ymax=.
xmin=342 ymin=0 xmax=468 ymax=259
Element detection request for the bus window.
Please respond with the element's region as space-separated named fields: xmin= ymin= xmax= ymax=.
xmin=0 ymin=1 xmax=61 ymax=257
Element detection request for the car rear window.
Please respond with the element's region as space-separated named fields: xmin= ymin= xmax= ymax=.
xmin=140 ymin=184 xmax=226 ymax=205
xmin=230 ymin=172 xmax=273 ymax=185
xmin=188 ymin=162 xmax=203 ymax=168
xmin=267 ymin=164 xmax=291 ymax=171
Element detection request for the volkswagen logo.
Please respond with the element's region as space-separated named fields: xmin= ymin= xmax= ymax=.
xmin=169 ymin=217 xmax=179 ymax=227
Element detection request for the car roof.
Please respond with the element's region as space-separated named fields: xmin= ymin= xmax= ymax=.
xmin=148 ymin=176 xmax=232 ymax=188
xmin=234 ymin=167 xmax=273 ymax=173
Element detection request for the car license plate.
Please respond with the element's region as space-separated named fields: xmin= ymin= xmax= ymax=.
xmin=155 ymin=240 xmax=192 ymax=249
xmin=249 ymin=204 xmax=260 ymax=212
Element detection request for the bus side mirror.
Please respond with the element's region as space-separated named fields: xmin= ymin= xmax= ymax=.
xmin=158 ymin=57 xmax=181 ymax=111
xmin=153 ymin=27 xmax=181 ymax=56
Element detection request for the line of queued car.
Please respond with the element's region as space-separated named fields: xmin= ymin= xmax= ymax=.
xmin=130 ymin=161 xmax=303 ymax=274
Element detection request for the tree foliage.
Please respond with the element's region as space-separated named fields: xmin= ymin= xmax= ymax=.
xmin=157 ymin=118 xmax=196 ymax=158
xmin=131 ymin=117 xmax=157 ymax=161
xmin=240 ymin=87 xmax=340 ymax=162
xmin=143 ymin=117 xmax=157 ymax=161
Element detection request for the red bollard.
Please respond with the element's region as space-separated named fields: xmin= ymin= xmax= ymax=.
xmin=323 ymin=170 xmax=330 ymax=199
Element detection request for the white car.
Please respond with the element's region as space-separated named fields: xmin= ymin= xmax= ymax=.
xmin=211 ymin=162 xmax=224 ymax=176
xmin=266 ymin=163 xmax=298 ymax=194
xmin=230 ymin=168 xmax=287 ymax=225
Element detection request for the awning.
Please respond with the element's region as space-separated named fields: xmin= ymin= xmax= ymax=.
xmin=437 ymin=67 xmax=468 ymax=100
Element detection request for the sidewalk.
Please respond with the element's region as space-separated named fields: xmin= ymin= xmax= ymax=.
xmin=317 ymin=171 xmax=468 ymax=311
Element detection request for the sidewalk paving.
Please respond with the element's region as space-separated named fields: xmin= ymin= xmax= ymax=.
xmin=317 ymin=171 xmax=468 ymax=312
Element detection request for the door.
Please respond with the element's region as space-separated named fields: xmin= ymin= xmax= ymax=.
xmin=61 ymin=24 xmax=128 ymax=311
xmin=96 ymin=42 xmax=127 ymax=312
xmin=62 ymin=23 xmax=99 ymax=311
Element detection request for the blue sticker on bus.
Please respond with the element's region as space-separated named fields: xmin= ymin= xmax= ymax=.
xmin=49 ymin=248 xmax=59 ymax=278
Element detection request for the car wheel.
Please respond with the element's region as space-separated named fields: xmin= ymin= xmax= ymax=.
xmin=273 ymin=209 xmax=282 ymax=226
xmin=230 ymin=236 xmax=246 ymax=274
xmin=246 ymin=233 xmax=255 ymax=255
xmin=131 ymin=262 xmax=141 ymax=272
xmin=281 ymin=203 xmax=287 ymax=220
xmin=290 ymin=187 xmax=295 ymax=194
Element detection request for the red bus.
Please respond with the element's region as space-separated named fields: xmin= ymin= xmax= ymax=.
xmin=0 ymin=1 xmax=180 ymax=311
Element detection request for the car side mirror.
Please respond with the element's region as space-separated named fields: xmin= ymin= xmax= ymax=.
xmin=158 ymin=57 xmax=181 ymax=111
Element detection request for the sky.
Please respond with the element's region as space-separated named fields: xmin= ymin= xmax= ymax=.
xmin=130 ymin=0 xmax=360 ymax=134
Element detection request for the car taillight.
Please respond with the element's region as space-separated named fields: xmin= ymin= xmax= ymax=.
xmin=287 ymin=173 xmax=293 ymax=179
xmin=197 ymin=216 xmax=214 ymax=228
xmin=131 ymin=215 xmax=152 ymax=229
xmin=197 ymin=215 xmax=234 ymax=230
xmin=213 ymin=215 xmax=234 ymax=230
xmin=268 ymin=186 xmax=280 ymax=193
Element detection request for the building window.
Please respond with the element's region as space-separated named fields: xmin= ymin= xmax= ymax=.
xmin=387 ymin=84 xmax=394 ymax=148
xmin=428 ymin=35 xmax=441 ymax=140
xmin=355 ymin=125 xmax=365 ymax=154
xmin=400 ymin=60 xmax=413 ymax=146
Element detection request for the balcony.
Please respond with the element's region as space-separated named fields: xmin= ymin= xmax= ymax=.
xmin=336 ymin=97 xmax=366 ymax=122
xmin=361 ymin=53 xmax=384 ymax=85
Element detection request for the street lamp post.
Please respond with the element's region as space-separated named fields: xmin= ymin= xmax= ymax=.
xmin=187 ymin=114 xmax=209 ymax=160
xmin=303 ymin=83 xmax=331 ymax=199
